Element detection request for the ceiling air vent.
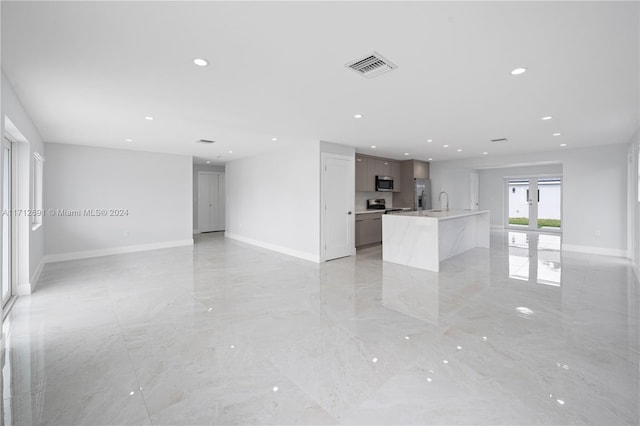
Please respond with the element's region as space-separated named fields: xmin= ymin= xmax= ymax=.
xmin=197 ymin=139 xmax=215 ymax=144
xmin=345 ymin=52 xmax=397 ymax=79
xmin=490 ymin=138 xmax=509 ymax=143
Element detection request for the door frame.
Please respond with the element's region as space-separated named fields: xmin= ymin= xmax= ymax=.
xmin=320 ymin=153 xmax=355 ymax=262
xmin=197 ymin=171 xmax=225 ymax=233
xmin=505 ymin=174 xmax=563 ymax=233
xmin=1 ymin=137 xmax=14 ymax=309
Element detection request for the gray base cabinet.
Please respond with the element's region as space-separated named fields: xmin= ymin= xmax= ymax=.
xmin=355 ymin=213 xmax=383 ymax=247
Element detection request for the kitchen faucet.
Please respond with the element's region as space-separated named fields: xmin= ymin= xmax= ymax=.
xmin=439 ymin=191 xmax=449 ymax=211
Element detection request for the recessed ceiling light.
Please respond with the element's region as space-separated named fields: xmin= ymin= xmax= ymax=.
xmin=511 ymin=67 xmax=527 ymax=75
xmin=206 ymin=161 xmax=211 ymax=164
xmin=560 ymin=143 xmax=567 ymax=147
xmin=354 ymin=114 xmax=363 ymax=119
xmin=371 ymin=145 xmax=376 ymax=149
xmin=428 ymin=157 xmax=433 ymax=161
xmin=553 ymin=133 xmax=561 ymax=136
xmin=193 ymin=58 xmax=209 ymax=67
xmin=271 ymin=138 xmax=278 ymax=141
xmin=125 ymin=138 xmax=132 ymax=142
xmin=144 ymin=116 xmax=154 ymax=121
xmin=443 ymin=144 xmax=449 ymax=148
xmin=427 ymin=139 xmax=433 ymax=143
xmin=404 ymin=152 xmax=410 ymax=156
xmin=541 ymin=116 xmax=552 ymax=120
xmin=483 ymin=152 xmax=488 ymax=155
xmin=228 ymin=150 xmax=233 ymax=154
xmin=457 ymin=149 xmax=462 ymax=152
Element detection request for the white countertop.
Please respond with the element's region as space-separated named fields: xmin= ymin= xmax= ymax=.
xmin=389 ymin=209 xmax=489 ymax=221
xmin=355 ymin=208 xmax=412 ymax=215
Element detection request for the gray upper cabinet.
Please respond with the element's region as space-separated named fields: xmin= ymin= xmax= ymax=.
xmin=413 ymin=160 xmax=430 ymax=179
xmin=368 ymin=158 xmax=391 ymax=178
xmin=355 ymin=155 xmax=404 ymax=193
xmin=390 ymin=161 xmax=402 ymax=192
xmin=356 ymin=156 xmax=374 ymax=191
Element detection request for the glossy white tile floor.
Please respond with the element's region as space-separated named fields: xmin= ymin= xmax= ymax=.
xmin=2 ymin=230 xmax=639 ymax=425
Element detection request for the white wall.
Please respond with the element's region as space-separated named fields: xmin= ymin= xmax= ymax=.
xmin=193 ymin=163 xmax=225 ymax=232
xmin=225 ymin=140 xmax=321 ymax=262
xmin=44 ymin=143 xmax=193 ymax=260
xmin=430 ymin=164 xmax=477 ymax=211
xmin=479 ymin=164 xmax=563 ymax=228
xmin=431 ymin=144 xmax=628 ymax=256
xmin=1 ymin=70 xmax=46 ymax=293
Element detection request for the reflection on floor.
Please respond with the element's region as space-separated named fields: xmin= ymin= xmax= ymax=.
xmin=508 ymin=232 xmax=562 ymax=286
xmin=2 ymin=230 xmax=639 ymax=425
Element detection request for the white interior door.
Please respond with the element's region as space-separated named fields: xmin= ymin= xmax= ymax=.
xmin=322 ymin=154 xmax=354 ymax=261
xmin=470 ymin=172 xmax=479 ymax=210
xmin=2 ymin=140 xmax=13 ymax=308
xmin=198 ymin=172 xmax=225 ymax=232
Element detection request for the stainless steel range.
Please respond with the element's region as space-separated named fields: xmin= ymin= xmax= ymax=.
xmin=367 ymin=198 xmax=386 ymax=210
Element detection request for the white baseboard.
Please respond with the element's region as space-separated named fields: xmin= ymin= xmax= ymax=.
xmin=562 ymin=244 xmax=627 ymax=258
xmin=224 ymin=232 xmax=320 ymax=263
xmin=17 ymin=282 xmax=33 ymax=296
xmin=14 ymin=259 xmax=45 ymax=296
xmin=43 ymin=239 xmax=194 ymax=263
xmin=29 ymin=259 xmax=45 ymax=291
xmin=193 ymin=229 xmax=201 ymax=235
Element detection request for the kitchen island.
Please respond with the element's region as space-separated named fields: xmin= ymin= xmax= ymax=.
xmin=382 ymin=209 xmax=490 ymax=272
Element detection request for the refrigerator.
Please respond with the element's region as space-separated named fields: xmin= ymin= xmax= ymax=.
xmin=414 ymin=179 xmax=432 ymax=211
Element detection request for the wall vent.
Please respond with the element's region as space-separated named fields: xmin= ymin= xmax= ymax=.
xmin=197 ymin=139 xmax=215 ymax=144
xmin=490 ymin=138 xmax=509 ymax=143
xmin=345 ymin=52 xmax=397 ymax=79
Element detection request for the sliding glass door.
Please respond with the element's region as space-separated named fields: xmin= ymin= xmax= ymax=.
xmin=507 ymin=177 xmax=562 ymax=232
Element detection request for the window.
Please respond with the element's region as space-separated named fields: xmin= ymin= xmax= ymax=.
xmin=32 ymin=152 xmax=44 ymax=230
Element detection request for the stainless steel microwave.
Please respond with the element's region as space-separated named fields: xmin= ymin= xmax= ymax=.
xmin=376 ymin=175 xmax=394 ymax=192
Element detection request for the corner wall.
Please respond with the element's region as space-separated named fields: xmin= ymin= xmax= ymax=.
xmin=44 ymin=143 xmax=193 ymax=261
xmin=430 ymin=143 xmax=629 ymax=256
xmin=225 ymin=140 xmax=321 ymax=262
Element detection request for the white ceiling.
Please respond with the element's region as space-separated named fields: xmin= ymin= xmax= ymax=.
xmin=2 ymin=1 xmax=638 ymax=164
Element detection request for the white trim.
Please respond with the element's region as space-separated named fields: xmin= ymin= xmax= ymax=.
xmin=2 ymin=296 xmax=17 ymax=320
xmin=4 ymin=117 xmax=33 ymax=303
xmin=29 ymin=259 xmax=45 ymax=291
xmin=43 ymin=239 xmax=194 ymax=263
xmin=490 ymin=224 xmax=503 ymax=230
xmin=17 ymin=259 xmax=45 ymax=295
xmin=225 ymin=232 xmax=320 ymax=263
xmin=17 ymin=282 xmax=32 ymax=296
xmin=320 ymin=152 xmax=355 ymax=262
xmin=562 ymin=243 xmax=627 ymax=258
xmin=196 ymin=171 xmax=225 ymax=233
